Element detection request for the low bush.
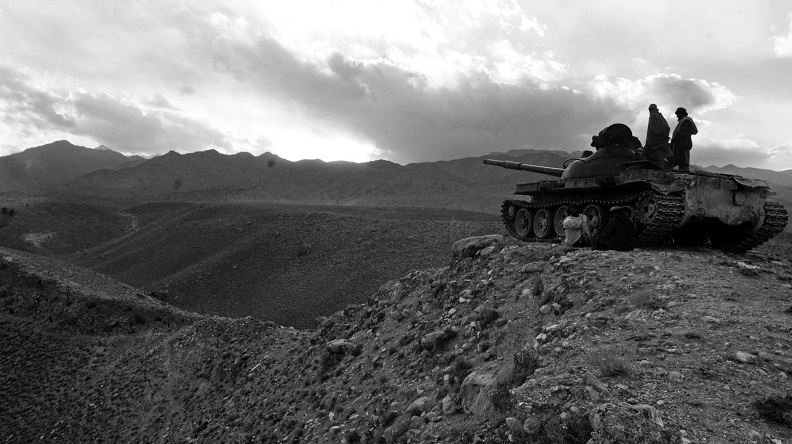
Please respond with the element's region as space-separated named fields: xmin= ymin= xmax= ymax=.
xmin=588 ymin=344 xmax=633 ymax=377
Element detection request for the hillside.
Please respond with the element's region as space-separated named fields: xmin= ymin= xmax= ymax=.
xmin=2 ymin=236 xmax=791 ymax=443
xmin=0 ymin=201 xmax=503 ymax=328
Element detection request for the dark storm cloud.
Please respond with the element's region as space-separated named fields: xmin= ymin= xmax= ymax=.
xmin=0 ymin=66 xmax=231 ymax=154
xmin=211 ymin=37 xmax=631 ymax=163
xmin=648 ymin=75 xmax=728 ymax=111
xmin=0 ymin=66 xmax=76 ymax=131
xmin=71 ymin=93 xmax=231 ymax=153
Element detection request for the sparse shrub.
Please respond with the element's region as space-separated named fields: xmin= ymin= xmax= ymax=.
xmin=753 ymin=394 xmax=792 ymax=425
xmin=630 ymin=291 xmax=666 ymax=310
xmin=477 ymin=307 xmax=500 ymax=328
xmin=785 ymin=305 xmax=792 ymax=314
xmin=344 ymin=429 xmax=362 ymax=444
xmin=738 ymin=267 xmax=759 ymax=277
xmin=130 ymin=312 xmax=146 ymax=326
xmin=531 ymin=277 xmax=544 ymax=297
xmin=588 ymin=345 xmax=633 ymax=377
xmin=682 ymin=330 xmax=703 ymax=340
xmin=451 ymin=356 xmax=473 ymax=384
xmin=540 ymin=412 xmax=593 ymax=444
xmin=297 ymin=242 xmax=312 ymax=257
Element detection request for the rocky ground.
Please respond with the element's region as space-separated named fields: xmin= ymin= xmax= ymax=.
xmin=2 ymin=232 xmax=792 ymax=443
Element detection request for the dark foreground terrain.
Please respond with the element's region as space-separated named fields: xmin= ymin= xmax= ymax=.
xmin=2 ymin=231 xmax=792 ymax=443
xmin=0 ymin=201 xmax=502 ymax=328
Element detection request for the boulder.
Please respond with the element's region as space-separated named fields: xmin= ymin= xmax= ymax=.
xmin=420 ymin=327 xmax=456 ymax=352
xmin=326 ymin=339 xmax=355 ymax=354
xmin=406 ymin=396 xmax=434 ymax=416
xmin=452 ymin=235 xmax=504 ymax=259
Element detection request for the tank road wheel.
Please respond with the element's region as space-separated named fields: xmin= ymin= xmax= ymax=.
xmin=636 ymin=195 xmax=658 ymax=227
xmin=553 ymin=206 xmax=568 ymax=238
xmin=513 ymin=208 xmax=534 ymax=240
xmin=533 ymin=208 xmax=553 ymax=239
xmin=583 ymin=204 xmax=608 ymax=238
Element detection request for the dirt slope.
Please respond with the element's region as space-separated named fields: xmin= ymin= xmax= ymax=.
xmin=67 ymin=202 xmax=502 ymax=328
xmin=2 ymin=237 xmax=792 ymax=443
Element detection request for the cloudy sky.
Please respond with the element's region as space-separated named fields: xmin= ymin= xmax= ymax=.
xmin=2 ymin=1 xmax=792 ymax=170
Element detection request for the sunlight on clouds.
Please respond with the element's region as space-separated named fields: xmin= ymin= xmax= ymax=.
xmin=250 ymin=0 xmax=552 ymax=88
xmin=267 ymin=128 xmax=381 ymax=163
xmin=587 ymin=74 xmax=736 ymax=116
xmin=771 ymin=12 xmax=792 ymax=57
xmin=766 ymin=143 xmax=792 ymax=170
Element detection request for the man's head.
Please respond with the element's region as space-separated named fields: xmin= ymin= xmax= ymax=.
xmin=568 ymin=206 xmax=580 ymax=217
xmin=610 ymin=205 xmax=629 ymax=216
xmin=648 ymin=104 xmax=658 ymax=112
xmin=675 ymin=107 xmax=688 ymax=118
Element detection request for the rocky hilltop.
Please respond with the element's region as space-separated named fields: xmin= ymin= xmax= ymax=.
xmin=1 ymin=238 xmax=792 ymax=443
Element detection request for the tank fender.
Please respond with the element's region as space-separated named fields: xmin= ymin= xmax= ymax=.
xmin=648 ymin=179 xmax=690 ymax=195
xmin=732 ymin=177 xmax=769 ymax=189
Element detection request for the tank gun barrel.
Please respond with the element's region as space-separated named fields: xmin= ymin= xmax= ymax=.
xmin=483 ymin=159 xmax=565 ymax=177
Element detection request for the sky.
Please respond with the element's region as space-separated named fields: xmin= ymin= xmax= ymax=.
xmin=2 ymin=1 xmax=792 ymax=170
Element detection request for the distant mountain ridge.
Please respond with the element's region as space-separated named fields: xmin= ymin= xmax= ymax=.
xmin=3 ymin=140 xmax=792 ymax=213
xmin=61 ymin=149 xmax=572 ymax=212
xmin=0 ymin=140 xmax=143 ymax=192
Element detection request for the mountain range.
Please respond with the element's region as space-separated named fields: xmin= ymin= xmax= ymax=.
xmin=2 ymin=140 xmax=792 ymax=211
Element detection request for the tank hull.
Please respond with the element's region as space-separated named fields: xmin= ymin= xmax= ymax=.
xmin=499 ymin=169 xmax=787 ymax=252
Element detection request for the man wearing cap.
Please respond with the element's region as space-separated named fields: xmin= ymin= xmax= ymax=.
xmin=670 ymin=107 xmax=698 ymax=172
xmin=643 ymin=104 xmax=671 ymax=168
xmin=593 ymin=206 xmax=638 ymax=251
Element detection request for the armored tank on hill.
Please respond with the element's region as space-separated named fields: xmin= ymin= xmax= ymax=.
xmin=484 ymin=123 xmax=788 ymax=253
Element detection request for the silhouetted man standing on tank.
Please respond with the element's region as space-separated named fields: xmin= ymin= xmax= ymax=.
xmin=643 ymin=104 xmax=671 ymax=168
xmin=670 ymin=107 xmax=698 ymax=172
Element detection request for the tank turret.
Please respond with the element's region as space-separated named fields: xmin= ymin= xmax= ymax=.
xmin=485 ymin=123 xmax=788 ymax=253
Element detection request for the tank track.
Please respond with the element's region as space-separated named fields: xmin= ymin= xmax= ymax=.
xmin=725 ymin=201 xmax=788 ymax=254
xmin=500 ymin=191 xmax=685 ymax=246
xmin=634 ymin=194 xmax=686 ymax=247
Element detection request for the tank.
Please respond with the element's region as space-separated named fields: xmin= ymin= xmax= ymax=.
xmin=484 ymin=123 xmax=788 ymax=253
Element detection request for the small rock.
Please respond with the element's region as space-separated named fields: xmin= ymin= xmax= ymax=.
xmin=539 ymin=304 xmax=552 ymax=314
xmin=667 ymin=371 xmax=684 ymax=383
xmin=326 ymin=339 xmax=355 ymax=354
xmin=441 ymin=395 xmax=459 ymax=415
xmin=748 ymin=430 xmax=762 ymax=441
xmin=523 ymin=416 xmax=542 ymax=435
xmin=505 ymin=417 xmax=522 ymax=434
xmin=479 ymin=245 xmax=497 ymax=257
xmin=737 ymin=261 xmax=760 ymax=270
xmin=735 ymin=351 xmax=756 ymax=364
xmin=701 ymin=316 xmax=721 ymax=324
xmin=586 ymin=372 xmax=609 ymax=394
xmin=522 ymin=263 xmax=544 ymax=273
